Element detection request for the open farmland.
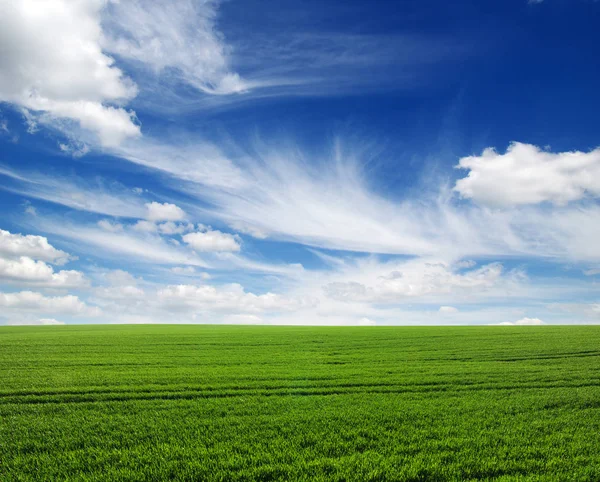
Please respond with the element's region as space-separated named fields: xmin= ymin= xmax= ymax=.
xmin=1 ymin=325 xmax=600 ymax=481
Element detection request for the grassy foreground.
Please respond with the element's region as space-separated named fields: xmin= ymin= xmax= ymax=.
xmin=1 ymin=326 xmax=599 ymax=481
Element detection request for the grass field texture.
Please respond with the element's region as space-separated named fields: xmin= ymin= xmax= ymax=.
xmin=1 ymin=325 xmax=600 ymax=481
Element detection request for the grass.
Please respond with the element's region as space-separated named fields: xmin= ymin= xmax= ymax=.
xmin=1 ymin=325 xmax=600 ymax=481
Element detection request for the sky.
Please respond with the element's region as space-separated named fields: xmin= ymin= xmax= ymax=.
xmin=1 ymin=0 xmax=599 ymax=326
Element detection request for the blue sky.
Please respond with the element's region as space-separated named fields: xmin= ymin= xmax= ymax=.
xmin=1 ymin=0 xmax=599 ymax=325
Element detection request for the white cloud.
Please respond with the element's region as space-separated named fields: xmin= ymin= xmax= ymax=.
xmin=497 ymin=317 xmax=545 ymax=326
xmin=0 ymin=166 xmax=148 ymax=218
xmin=516 ymin=204 xmax=600 ymax=262
xmin=145 ymin=202 xmax=186 ymax=222
xmin=183 ymin=230 xmax=241 ymax=252
xmin=157 ymin=222 xmax=195 ymax=235
xmin=98 ymin=219 xmax=124 ymax=232
xmin=87 ymin=278 xmax=314 ymax=324
xmin=156 ymin=283 xmax=313 ymax=314
xmin=24 ymin=205 xmax=37 ymax=216
xmin=102 ymin=0 xmax=247 ymax=95
xmin=228 ymin=222 xmax=269 ymax=240
xmin=115 ymin=138 xmax=247 ymax=189
xmin=109 ymin=137 xmax=600 ymax=264
xmin=0 ymin=0 xmax=140 ymax=146
xmin=439 ymin=306 xmax=459 ymax=314
xmin=87 ymin=269 xmax=146 ymax=311
xmin=0 ymin=229 xmax=70 ymax=264
xmin=59 ymin=140 xmax=90 ymax=158
xmin=155 ymin=138 xmax=534 ymax=259
xmin=35 ymin=221 xmax=208 ymax=267
xmin=30 ymin=215 xmax=303 ymax=277
xmin=358 ymin=317 xmax=376 ymax=326
xmin=7 ymin=317 xmax=66 ymax=326
xmin=323 ymin=261 xmax=506 ymax=303
xmin=455 ymin=143 xmax=600 ymax=207
xmin=94 ymin=284 xmax=145 ymax=302
xmin=26 ymin=100 xmax=140 ymax=147
xmin=0 ymin=228 xmax=86 ymax=289
xmin=173 ymin=141 xmax=448 ymax=255
xmin=132 ymin=220 xmax=158 ymax=233
xmin=223 ymin=314 xmax=264 ymax=325
xmin=0 ymin=291 xmax=99 ymax=316
xmin=170 ymin=266 xmax=197 ymax=275
xmin=0 ymin=256 xmax=87 ymax=289
xmin=39 ymin=318 xmax=65 ymax=325
xmin=548 ymin=303 xmax=600 ymax=320
xmin=104 ymin=269 xmax=139 ymax=287
xmin=211 ymin=27 xmax=474 ymax=104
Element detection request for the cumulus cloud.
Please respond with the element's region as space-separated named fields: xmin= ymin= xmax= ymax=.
xmin=0 ymin=291 xmax=99 ymax=316
xmin=0 ymin=256 xmax=87 ymax=288
xmin=183 ymin=229 xmax=241 ymax=252
xmin=0 ymin=228 xmax=86 ymax=288
xmin=0 ymin=229 xmax=70 ymax=264
xmin=455 ymin=143 xmax=600 ymax=207
xmin=145 ymin=202 xmax=186 ymax=222
xmin=0 ymin=0 xmax=140 ymax=146
xmin=86 ymin=269 xmax=146 ymax=313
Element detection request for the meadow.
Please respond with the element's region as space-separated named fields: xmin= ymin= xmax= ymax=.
xmin=1 ymin=325 xmax=599 ymax=481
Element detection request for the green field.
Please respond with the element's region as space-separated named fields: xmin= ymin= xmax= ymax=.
xmin=1 ymin=326 xmax=600 ymax=481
